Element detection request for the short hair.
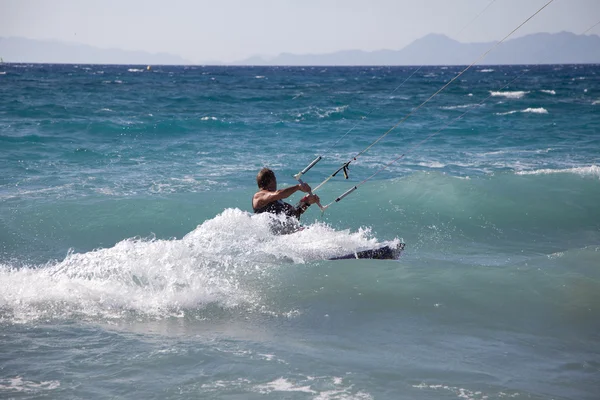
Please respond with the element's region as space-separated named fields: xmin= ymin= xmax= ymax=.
xmin=256 ymin=167 xmax=275 ymax=189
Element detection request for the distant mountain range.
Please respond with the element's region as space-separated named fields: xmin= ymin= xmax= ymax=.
xmin=1 ymin=32 xmax=599 ymax=66
xmin=0 ymin=37 xmax=190 ymax=65
xmin=236 ymin=32 xmax=600 ymax=66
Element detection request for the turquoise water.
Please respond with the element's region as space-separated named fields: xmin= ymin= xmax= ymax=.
xmin=1 ymin=63 xmax=599 ymax=399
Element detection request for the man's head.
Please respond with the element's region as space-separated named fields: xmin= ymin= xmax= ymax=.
xmin=257 ymin=168 xmax=276 ymax=191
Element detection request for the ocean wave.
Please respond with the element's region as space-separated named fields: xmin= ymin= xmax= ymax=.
xmin=515 ymin=165 xmax=600 ymax=178
xmin=540 ymin=89 xmax=556 ymax=95
xmin=496 ymin=107 xmax=548 ymax=116
xmin=127 ymin=68 xmax=145 ymax=73
xmin=416 ymin=161 xmax=446 ymax=168
xmin=255 ymin=378 xmax=315 ymax=395
xmin=201 ymin=116 xmax=218 ymax=121
xmin=293 ymin=105 xmax=349 ymax=120
xmin=380 ymin=171 xmax=600 ymax=244
xmin=253 ymin=376 xmax=369 ymax=399
xmin=478 ymin=69 xmax=494 ymax=73
xmin=1 ymin=185 xmax=598 ymax=330
xmin=520 ymin=107 xmax=548 ymax=114
xmin=479 ymin=147 xmax=553 ymax=156
xmin=0 ymin=209 xmax=395 ymax=323
xmin=318 ymin=105 xmax=348 ymax=118
xmin=412 ymin=383 xmax=513 ymax=400
xmin=0 ymin=183 xmax=77 ymax=201
xmin=490 ymin=91 xmax=529 ymax=99
xmin=148 ymin=177 xmax=222 ymax=194
xmin=201 ymin=375 xmax=367 ymax=399
xmin=0 ymin=377 xmax=60 ymax=394
xmin=440 ymin=104 xmax=480 ymax=110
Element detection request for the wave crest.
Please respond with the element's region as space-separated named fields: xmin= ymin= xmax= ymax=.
xmin=496 ymin=107 xmax=548 ymax=116
xmin=0 ymin=208 xmax=394 ymax=323
xmin=515 ymin=165 xmax=600 ymax=178
xmin=490 ymin=91 xmax=529 ymax=99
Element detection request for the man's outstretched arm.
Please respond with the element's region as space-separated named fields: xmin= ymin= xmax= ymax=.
xmin=253 ymin=183 xmax=311 ymax=210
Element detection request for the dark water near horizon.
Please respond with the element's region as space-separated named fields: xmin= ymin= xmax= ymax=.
xmin=0 ymin=63 xmax=599 ymax=399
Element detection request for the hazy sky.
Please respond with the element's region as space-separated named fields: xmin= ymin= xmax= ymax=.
xmin=1 ymin=0 xmax=599 ymax=63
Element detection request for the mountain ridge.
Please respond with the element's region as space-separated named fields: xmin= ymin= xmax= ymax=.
xmin=235 ymin=31 xmax=600 ymax=66
xmin=1 ymin=32 xmax=599 ymax=65
xmin=0 ymin=36 xmax=190 ymax=65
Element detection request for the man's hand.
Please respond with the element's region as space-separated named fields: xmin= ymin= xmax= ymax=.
xmin=301 ymin=194 xmax=320 ymax=205
xmin=307 ymin=194 xmax=320 ymax=205
xmin=298 ymin=182 xmax=311 ymax=193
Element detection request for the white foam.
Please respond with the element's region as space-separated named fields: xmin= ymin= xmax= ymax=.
xmin=255 ymin=75 xmax=265 ymax=79
xmin=515 ymin=165 xmax=600 ymax=179
xmin=522 ymin=107 xmax=548 ymax=114
xmin=295 ymin=105 xmax=349 ymax=120
xmin=314 ymin=389 xmax=373 ymax=400
xmin=201 ymin=378 xmax=251 ymax=391
xmin=0 ymin=377 xmax=60 ymax=393
xmin=478 ymin=69 xmax=494 ymax=73
xmin=0 ymin=209 xmax=395 ymax=323
xmin=256 ymin=378 xmax=316 ymax=394
xmin=127 ymin=68 xmax=144 ymax=72
xmin=496 ymin=107 xmax=548 ymax=116
xmin=413 ymin=383 xmax=492 ymax=400
xmin=495 ymin=110 xmax=518 ymax=115
xmin=318 ymin=105 xmax=348 ymax=118
xmin=201 ymin=116 xmax=218 ymax=121
xmin=440 ymin=104 xmax=479 ymax=110
xmin=540 ymin=89 xmax=556 ymax=95
xmin=592 ymin=100 xmax=599 ymax=105
xmin=481 ymin=148 xmax=553 ymax=156
xmin=254 ymin=376 xmax=372 ymax=399
xmin=417 ymin=161 xmax=446 ymax=168
xmin=0 ymin=71 xmax=6 ymax=75
xmin=0 ymin=183 xmax=76 ymax=201
xmin=490 ymin=91 xmax=529 ymax=99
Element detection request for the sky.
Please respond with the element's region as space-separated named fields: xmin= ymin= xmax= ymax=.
xmin=1 ymin=0 xmax=599 ymax=63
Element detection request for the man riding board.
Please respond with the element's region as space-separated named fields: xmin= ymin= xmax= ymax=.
xmin=252 ymin=168 xmax=320 ymax=231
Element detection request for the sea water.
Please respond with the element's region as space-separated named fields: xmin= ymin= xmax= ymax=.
xmin=0 ymin=64 xmax=599 ymax=399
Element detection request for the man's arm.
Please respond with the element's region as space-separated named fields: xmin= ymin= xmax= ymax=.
xmin=253 ymin=183 xmax=310 ymax=210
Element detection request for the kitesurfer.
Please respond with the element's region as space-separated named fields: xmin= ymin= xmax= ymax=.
xmin=252 ymin=168 xmax=320 ymax=233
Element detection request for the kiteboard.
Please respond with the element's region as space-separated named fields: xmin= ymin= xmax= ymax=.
xmin=328 ymin=242 xmax=405 ymax=260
